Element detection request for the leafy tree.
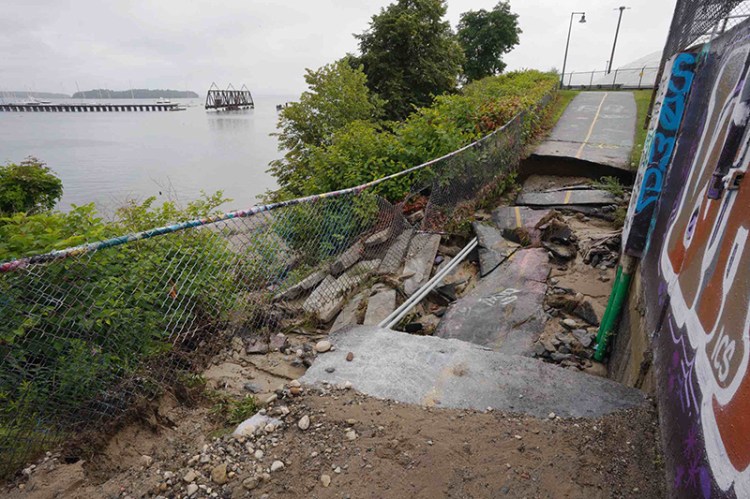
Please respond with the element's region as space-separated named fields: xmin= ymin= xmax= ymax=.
xmin=0 ymin=157 xmax=63 ymax=215
xmin=355 ymin=0 xmax=464 ymax=121
xmin=457 ymin=1 xmax=521 ymax=82
xmin=268 ymin=59 xmax=384 ymax=198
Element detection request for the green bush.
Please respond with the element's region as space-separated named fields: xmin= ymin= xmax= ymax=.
xmin=0 ymin=158 xmax=63 ymax=216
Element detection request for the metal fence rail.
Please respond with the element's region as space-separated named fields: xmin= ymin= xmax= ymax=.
xmin=0 ymin=95 xmax=551 ymax=478
xmin=561 ymin=67 xmax=659 ymax=90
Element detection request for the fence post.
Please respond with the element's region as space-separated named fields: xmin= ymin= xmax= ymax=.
xmin=613 ymin=69 xmax=618 ymax=90
xmin=638 ymin=66 xmax=645 ymax=89
xmin=590 ymin=71 xmax=595 ymax=88
xmin=568 ymin=72 xmax=573 ymax=87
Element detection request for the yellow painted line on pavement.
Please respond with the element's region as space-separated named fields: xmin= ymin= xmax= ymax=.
xmin=564 ymin=190 xmax=572 ymax=204
xmin=514 ymin=206 xmax=522 ymax=227
xmin=576 ymin=92 xmax=608 ymax=159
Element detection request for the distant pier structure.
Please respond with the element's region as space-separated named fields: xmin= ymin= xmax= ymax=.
xmin=0 ymin=103 xmax=182 ymax=112
xmin=205 ymin=83 xmax=254 ymax=111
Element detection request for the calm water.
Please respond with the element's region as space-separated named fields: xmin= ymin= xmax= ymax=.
xmin=0 ymin=96 xmax=292 ymax=214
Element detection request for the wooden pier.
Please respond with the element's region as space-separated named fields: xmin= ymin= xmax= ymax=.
xmin=0 ymin=103 xmax=183 ymax=112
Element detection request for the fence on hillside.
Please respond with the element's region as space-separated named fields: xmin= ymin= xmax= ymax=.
xmin=0 ymin=93 xmax=553 ymax=478
xmin=561 ymin=67 xmax=659 ymax=90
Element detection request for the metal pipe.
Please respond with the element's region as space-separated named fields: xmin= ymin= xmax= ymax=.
xmin=379 ymin=237 xmax=478 ymax=330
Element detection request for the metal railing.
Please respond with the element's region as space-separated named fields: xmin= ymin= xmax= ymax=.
xmin=561 ymin=67 xmax=659 ymax=90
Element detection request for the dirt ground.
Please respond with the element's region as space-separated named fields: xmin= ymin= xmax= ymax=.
xmin=5 ymin=382 xmax=665 ymax=499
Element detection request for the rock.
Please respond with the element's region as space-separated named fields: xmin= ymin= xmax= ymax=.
xmin=321 ymin=474 xmax=332 ymax=487
xmin=231 ymin=336 xmax=245 ymax=353
xmin=269 ymin=333 xmax=288 ymax=351
xmin=140 ymin=455 xmax=153 ymax=467
xmin=246 ymin=338 xmax=270 ymax=355
xmin=541 ymin=337 xmax=557 ymax=353
xmin=363 ymin=287 xmax=397 ymax=325
xmin=407 ymin=210 xmax=424 ymax=225
xmin=378 ymin=229 xmax=414 ymax=275
xmin=402 ymin=234 xmax=442 ymax=296
xmin=330 ymin=241 xmax=364 ymax=276
xmin=548 ymin=412 xmax=556 ymax=419
xmin=346 ymin=352 xmax=354 ymax=361
xmin=572 ymin=329 xmax=593 ymax=348
xmin=365 ymin=227 xmax=392 ymax=249
xmin=315 ymin=340 xmax=332 ymax=353
xmin=233 ymin=414 xmax=282 ymax=438
xmin=211 ymin=463 xmax=228 ymax=485
xmin=532 ymin=342 xmax=547 ymax=357
xmin=186 ymin=483 xmax=199 ymax=497
xmin=289 ymin=379 xmax=301 ymax=388
xmin=542 ymin=241 xmax=576 ymax=260
xmin=270 ymin=460 xmax=285 ymax=472
xmin=584 ymin=362 xmax=608 ymax=377
xmin=298 ymin=415 xmax=310 ymax=430
xmin=573 ymin=300 xmax=600 ymax=326
xmin=243 ymin=477 xmax=259 ymax=490
xmin=561 ymin=318 xmax=577 ymax=329
xmin=254 ymin=449 xmax=264 ymax=460
xmin=325 ymin=367 xmax=335 ymax=373
xmin=545 ymin=294 xmax=581 ymax=312
xmin=243 ymin=382 xmax=262 ymax=393
xmin=551 ymin=352 xmax=574 ymax=362
xmin=345 ymin=430 xmax=357 ymax=441
xmin=183 ymin=470 xmax=198 ymax=483
xmin=273 ymin=270 xmax=327 ymax=302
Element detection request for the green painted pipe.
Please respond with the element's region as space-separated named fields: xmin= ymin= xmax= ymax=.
xmin=594 ymin=257 xmax=634 ymax=362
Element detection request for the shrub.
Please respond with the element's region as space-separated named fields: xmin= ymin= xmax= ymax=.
xmin=0 ymin=158 xmax=63 ymax=215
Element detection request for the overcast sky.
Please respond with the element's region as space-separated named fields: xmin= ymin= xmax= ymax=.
xmin=2 ymin=0 xmax=677 ymax=97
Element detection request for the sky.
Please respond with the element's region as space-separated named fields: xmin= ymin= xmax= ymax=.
xmin=1 ymin=0 xmax=677 ymax=97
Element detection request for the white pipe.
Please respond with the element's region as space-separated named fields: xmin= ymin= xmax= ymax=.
xmin=379 ymin=237 xmax=478 ymax=330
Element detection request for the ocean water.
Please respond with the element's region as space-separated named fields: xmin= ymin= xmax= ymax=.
xmin=0 ymin=96 xmax=293 ymax=215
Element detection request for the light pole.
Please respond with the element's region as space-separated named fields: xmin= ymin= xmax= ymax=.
xmin=607 ymin=6 xmax=630 ymax=74
xmin=561 ymin=11 xmax=587 ymax=88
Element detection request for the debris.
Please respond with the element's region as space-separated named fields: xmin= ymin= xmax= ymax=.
xmin=233 ymin=414 xmax=282 ymax=438
xmin=298 ymin=415 xmax=310 ymax=431
xmin=573 ymin=300 xmax=599 ymax=326
xmin=321 ymin=474 xmax=332 ymax=487
xmin=270 ymin=460 xmax=285 ymax=472
xmin=346 ymin=352 xmax=354 ymax=362
xmin=315 ymin=340 xmax=332 ymax=353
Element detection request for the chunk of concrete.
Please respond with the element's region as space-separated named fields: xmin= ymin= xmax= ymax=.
xmin=363 ymin=286 xmax=397 ymax=325
xmin=330 ymin=241 xmax=364 ymax=276
xmin=331 ymin=292 xmax=367 ymax=333
xmin=435 ymin=248 xmax=550 ymax=355
xmin=300 ymin=326 xmax=648 ymax=418
xmin=273 ymin=270 xmax=327 ymax=302
xmin=304 ymin=261 xmax=380 ymax=322
xmin=491 ymin=206 xmax=550 ymax=247
xmin=472 ymin=222 xmax=518 ymax=277
xmin=378 ymin=229 xmax=414 ymax=275
xmin=402 ymin=233 xmax=441 ymax=296
xmin=364 ymin=227 xmax=392 ymax=250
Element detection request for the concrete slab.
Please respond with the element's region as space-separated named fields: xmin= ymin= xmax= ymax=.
xmin=363 ymin=286 xmax=397 ymax=325
xmin=472 ymin=222 xmax=518 ymax=277
xmin=301 ymin=326 xmax=647 ymax=418
xmin=303 ymin=260 xmax=380 ymax=322
xmin=377 ymin=229 xmax=413 ymax=275
xmin=330 ymin=291 xmax=367 ymax=333
xmin=435 ymin=249 xmax=550 ymax=355
xmin=401 ymin=233 xmax=441 ymax=296
xmin=534 ymin=92 xmax=636 ymax=171
xmin=491 ymin=206 xmax=551 ymax=246
xmin=516 ymin=190 xmax=617 ymax=206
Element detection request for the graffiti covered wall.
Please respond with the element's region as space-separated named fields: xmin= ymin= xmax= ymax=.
xmin=638 ymin=22 xmax=750 ymax=498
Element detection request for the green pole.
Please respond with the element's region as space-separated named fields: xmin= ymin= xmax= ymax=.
xmin=594 ymin=255 xmax=635 ymax=361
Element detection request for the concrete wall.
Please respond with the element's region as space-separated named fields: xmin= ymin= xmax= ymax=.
xmin=622 ymin=21 xmax=750 ymax=498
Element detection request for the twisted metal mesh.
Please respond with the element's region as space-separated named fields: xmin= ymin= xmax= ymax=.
xmin=0 ymin=103 xmax=542 ymax=478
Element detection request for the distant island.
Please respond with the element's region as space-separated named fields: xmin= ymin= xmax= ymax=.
xmin=72 ymin=89 xmax=199 ymax=99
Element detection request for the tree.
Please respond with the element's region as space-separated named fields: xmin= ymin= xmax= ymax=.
xmin=356 ymin=0 xmax=464 ymax=121
xmin=268 ymin=58 xmax=384 ymax=198
xmin=0 ymin=157 xmax=63 ymax=215
xmin=457 ymin=1 xmax=521 ymax=83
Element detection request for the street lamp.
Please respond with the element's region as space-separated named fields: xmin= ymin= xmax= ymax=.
xmin=607 ymin=6 xmax=631 ymax=74
xmin=561 ymin=12 xmax=587 ymax=88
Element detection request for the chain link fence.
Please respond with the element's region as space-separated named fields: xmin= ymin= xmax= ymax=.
xmin=0 ymin=95 xmax=551 ymax=478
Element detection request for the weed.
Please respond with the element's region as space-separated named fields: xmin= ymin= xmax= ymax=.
xmin=592 ymin=176 xmax=626 ymax=198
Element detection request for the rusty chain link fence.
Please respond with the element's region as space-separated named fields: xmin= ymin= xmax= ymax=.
xmin=0 ymin=94 xmax=553 ymax=478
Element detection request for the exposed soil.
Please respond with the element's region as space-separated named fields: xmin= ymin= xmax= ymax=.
xmin=6 ymin=383 xmax=664 ymax=499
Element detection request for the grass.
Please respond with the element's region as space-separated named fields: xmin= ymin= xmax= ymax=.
xmin=630 ymin=90 xmax=653 ymax=169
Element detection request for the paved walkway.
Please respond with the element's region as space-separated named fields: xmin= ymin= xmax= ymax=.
xmin=534 ymin=91 xmax=636 ymax=170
